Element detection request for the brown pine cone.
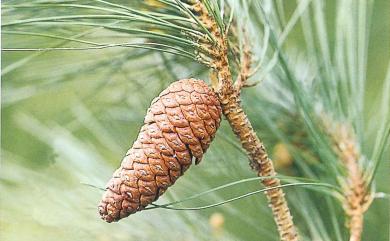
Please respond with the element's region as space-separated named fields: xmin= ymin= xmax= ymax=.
xmin=98 ymin=79 xmax=222 ymax=222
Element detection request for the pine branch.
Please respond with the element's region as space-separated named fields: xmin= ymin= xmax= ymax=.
xmin=322 ymin=120 xmax=373 ymax=241
xmin=191 ymin=1 xmax=298 ymax=240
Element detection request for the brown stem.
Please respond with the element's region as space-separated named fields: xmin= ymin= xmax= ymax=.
xmin=342 ymin=152 xmax=371 ymax=241
xmin=193 ymin=1 xmax=298 ymax=239
xmin=349 ymin=212 xmax=363 ymax=241
xmin=343 ymin=164 xmax=370 ymax=241
xmin=211 ymin=36 xmax=298 ymax=241
xmin=214 ymin=66 xmax=298 ymax=241
xmin=323 ymin=120 xmax=373 ymax=241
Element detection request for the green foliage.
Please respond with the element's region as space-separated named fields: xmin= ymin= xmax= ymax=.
xmin=1 ymin=0 xmax=389 ymax=241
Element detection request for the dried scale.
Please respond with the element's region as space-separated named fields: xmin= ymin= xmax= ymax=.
xmin=98 ymin=79 xmax=222 ymax=222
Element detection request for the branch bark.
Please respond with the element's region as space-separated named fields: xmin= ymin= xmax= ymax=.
xmin=221 ymin=88 xmax=298 ymax=241
xmin=212 ymin=52 xmax=298 ymax=241
xmin=192 ymin=2 xmax=298 ymax=240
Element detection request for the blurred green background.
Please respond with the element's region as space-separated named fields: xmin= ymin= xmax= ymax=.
xmin=1 ymin=1 xmax=389 ymax=241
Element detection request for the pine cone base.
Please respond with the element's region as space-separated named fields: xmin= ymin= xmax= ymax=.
xmin=99 ymin=79 xmax=222 ymax=222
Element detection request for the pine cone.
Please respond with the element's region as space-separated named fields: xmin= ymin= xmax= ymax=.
xmin=99 ymin=79 xmax=222 ymax=222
